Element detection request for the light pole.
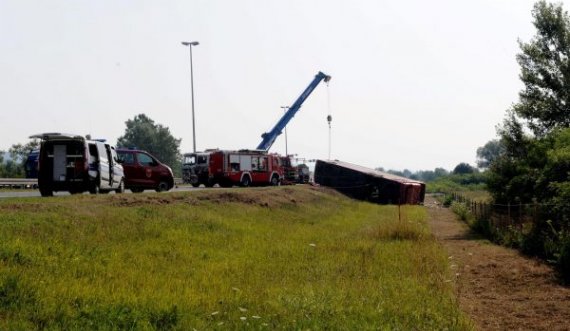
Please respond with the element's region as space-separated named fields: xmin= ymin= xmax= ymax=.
xmin=181 ymin=41 xmax=199 ymax=152
xmin=280 ymin=106 xmax=289 ymax=155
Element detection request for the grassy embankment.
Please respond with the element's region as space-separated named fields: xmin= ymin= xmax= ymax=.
xmin=0 ymin=186 xmax=472 ymax=330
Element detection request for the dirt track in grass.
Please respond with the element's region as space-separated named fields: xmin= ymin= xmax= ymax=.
xmin=425 ymin=195 xmax=570 ymax=330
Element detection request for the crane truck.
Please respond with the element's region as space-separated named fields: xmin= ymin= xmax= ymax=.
xmin=257 ymin=71 xmax=331 ymax=151
xmin=182 ymin=71 xmax=331 ymax=187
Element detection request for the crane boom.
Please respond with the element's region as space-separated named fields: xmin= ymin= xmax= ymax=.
xmin=257 ymin=71 xmax=331 ymax=151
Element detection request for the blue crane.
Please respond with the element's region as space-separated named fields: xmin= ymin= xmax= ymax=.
xmin=257 ymin=71 xmax=331 ymax=151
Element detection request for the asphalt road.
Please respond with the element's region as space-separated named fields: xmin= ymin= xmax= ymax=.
xmin=0 ymin=185 xmax=203 ymax=199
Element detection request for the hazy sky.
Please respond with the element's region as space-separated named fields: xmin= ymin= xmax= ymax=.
xmin=0 ymin=0 xmax=556 ymax=171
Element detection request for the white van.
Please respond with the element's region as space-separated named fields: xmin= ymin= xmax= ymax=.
xmin=30 ymin=133 xmax=125 ymax=196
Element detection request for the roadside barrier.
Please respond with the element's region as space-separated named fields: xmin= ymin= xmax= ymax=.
xmin=0 ymin=178 xmax=184 ymax=189
xmin=0 ymin=178 xmax=37 ymax=189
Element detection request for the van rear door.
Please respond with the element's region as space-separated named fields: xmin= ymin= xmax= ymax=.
xmin=96 ymin=143 xmax=112 ymax=188
xmin=52 ymin=144 xmax=67 ymax=181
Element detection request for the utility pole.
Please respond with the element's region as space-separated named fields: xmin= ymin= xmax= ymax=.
xmin=181 ymin=41 xmax=199 ymax=152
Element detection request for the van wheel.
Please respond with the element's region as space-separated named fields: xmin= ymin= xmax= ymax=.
xmin=156 ymin=181 xmax=169 ymax=192
xmin=116 ymin=180 xmax=125 ymax=194
xmin=39 ymin=187 xmax=53 ymax=197
xmin=240 ymin=176 xmax=251 ymax=187
xmin=271 ymin=175 xmax=280 ymax=186
xmin=191 ymin=183 xmax=200 ymax=188
xmin=89 ymin=185 xmax=100 ymax=195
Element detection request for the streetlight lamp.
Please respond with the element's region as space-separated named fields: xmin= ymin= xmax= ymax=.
xmin=280 ymin=106 xmax=289 ymax=155
xmin=181 ymin=41 xmax=199 ymax=152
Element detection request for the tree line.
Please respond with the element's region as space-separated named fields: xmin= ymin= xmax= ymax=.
xmin=465 ymin=1 xmax=570 ymax=280
xmin=377 ymin=1 xmax=569 ymax=280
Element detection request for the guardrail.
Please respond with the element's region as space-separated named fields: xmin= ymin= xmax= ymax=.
xmin=0 ymin=178 xmax=38 ymax=189
xmin=0 ymin=178 xmax=184 ymax=189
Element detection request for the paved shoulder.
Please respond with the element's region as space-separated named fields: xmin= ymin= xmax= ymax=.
xmin=425 ymin=196 xmax=570 ymax=331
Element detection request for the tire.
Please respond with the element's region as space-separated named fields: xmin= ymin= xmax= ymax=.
xmin=39 ymin=187 xmax=53 ymax=197
xmin=240 ymin=176 xmax=251 ymax=188
xmin=89 ymin=185 xmax=100 ymax=195
xmin=131 ymin=187 xmax=144 ymax=193
xmin=191 ymin=183 xmax=200 ymax=188
xmin=116 ymin=180 xmax=125 ymax=194
xmin=156 ymin=181 xmax=169 ymax=192
xmin=271 ymin=175 xmax=279 ymax=186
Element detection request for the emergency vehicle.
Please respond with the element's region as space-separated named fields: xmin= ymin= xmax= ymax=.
xmin=208 ymin=150 xmax=284 ymax=187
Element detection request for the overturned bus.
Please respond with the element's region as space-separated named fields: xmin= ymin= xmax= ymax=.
xmin=314 ymin=159 xmax=425 ymax=204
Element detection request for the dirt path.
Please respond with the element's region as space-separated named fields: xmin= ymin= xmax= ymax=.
xmin=425 ymin=196 xmax=570 ymax=331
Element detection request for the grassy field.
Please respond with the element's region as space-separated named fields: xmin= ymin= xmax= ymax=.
xmin=0 ymin=186 xmax=472 ymax=330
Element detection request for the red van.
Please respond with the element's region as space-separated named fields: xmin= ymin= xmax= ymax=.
xmin=116 ymin=149 xmax=174 ymax=192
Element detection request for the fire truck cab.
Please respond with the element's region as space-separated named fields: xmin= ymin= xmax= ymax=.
xmin=209 ymin=150 xmax=283 ymax=187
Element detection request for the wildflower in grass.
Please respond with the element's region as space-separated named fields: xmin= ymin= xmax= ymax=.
xmin=232 ymin=287 xmax=240 ymax=292
xmin=448 ymin=256 xmax=453 ymax=259
xmin=217 ymin=322 xmax=224 ymax=326
xmin=239 ymin=307 xmax=248 ymax=312
xmin=309 ymin=243 xmax=316 ymax=247
xmin=455 ymin=273 xmax=460 ymax=277
xmin=252 ymin=315 xmax=261 ymax=319
xmin=240 ymin=316 xmax=247 ymax=321
xmin=211 ymin=311 xmax=219 ymax=316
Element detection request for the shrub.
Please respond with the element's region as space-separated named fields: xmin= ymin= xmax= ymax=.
xmin=450 ymin=202 xmax=470 ymax=222
xmin=442 ymin=195 xmax=454 ymax=207
xmin=558 ymin=233 xmax=570 ymax=283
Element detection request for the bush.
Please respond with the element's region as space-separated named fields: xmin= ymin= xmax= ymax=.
xmin=442 ymin=195 xmax=454 ymax=207
xmin=558 ymin=234 xmax=570 ymax=283
xmin=450 ymin=202 xmax=470 ymax=222
xmin=470 ymin=217 xmax=493 ymax=239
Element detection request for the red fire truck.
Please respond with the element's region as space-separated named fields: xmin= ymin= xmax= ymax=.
xmin=208 ymin=150 xmax=284 ymax=187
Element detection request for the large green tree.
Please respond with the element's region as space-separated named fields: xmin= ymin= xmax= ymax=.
xmin=452 ymin=162 xmax=475 ymax=175
xmin=487 ymin=1 xmax=570 ymax=279
xmin=490 ymin=1 xmax=570 ymax=203
xmin=117 ymin=114 xmax=182 ymax=174
xmin=514 ymin=0 xmax=570 ymax=135
xmin=476 ymin=139 xmax=505 ymax=168
xmin=0 ymin=140 xmax=40 ymax=177
xmin=9 ymin=140 xmax=39 ymax=163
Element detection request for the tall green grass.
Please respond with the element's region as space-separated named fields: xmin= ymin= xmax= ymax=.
xmin=0 ymin=187 xmax=472 ymax=330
